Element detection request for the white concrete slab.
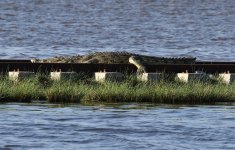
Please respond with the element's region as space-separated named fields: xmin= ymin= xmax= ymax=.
xmin=95 ymin=72 xmax=123 ymax=82
xmin=177 ymin=72 xmax=208 ymax=82
xmin=50 ymin=71 xmax=78 ymax=81
xmin=138 ymin=73 xmax=163 ymax=82
xmin=9 ymin=71 xmax=35 ymax=81
xmin=219 ymin=73 xmax=235 ymax=84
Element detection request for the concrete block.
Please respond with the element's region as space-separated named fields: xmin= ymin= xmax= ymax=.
xmin=219 ymin=73 xmax=235 ymax=84
xmin=177 ymin=72 xmax=208 ymax=82
xmin=95 ymin=72 xmax=123 ymax=82
xmin=9 ymin=71 xmax=35 ymax=81
xmin=138 ymin=73 xmax=163 ymax=82
xmin=50 ymin=71 xmax=78 ymax=81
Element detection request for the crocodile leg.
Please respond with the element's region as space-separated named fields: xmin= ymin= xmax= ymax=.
xmin=129 ymin=56 xmax=147 ymax=74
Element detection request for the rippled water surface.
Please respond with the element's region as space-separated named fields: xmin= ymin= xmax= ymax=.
xmin=0 ymin=103 xmax=234 ymax=150
xmin=0 ymin=0 xmax=235 ymax=60
xmin=1 ymin=1 xmax=235 ymax=149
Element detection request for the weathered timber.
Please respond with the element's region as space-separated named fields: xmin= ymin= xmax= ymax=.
xmin=0 ymin=62 xmax=136 ymax=74
xmin=0 ymin=59 xmax=31 ymax=63
xmin=145 ymin=64 xmax=235 ymax=73
xmin=0 ymin=62 xmax=235 ymax=74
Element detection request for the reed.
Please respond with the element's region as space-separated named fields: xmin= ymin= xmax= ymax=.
xmin=0 ymin=74 xmax=235 ymax=104
xmin=0 ymin=76 xmax=44 ymax=102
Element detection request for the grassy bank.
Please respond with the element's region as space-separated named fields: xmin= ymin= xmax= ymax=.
xmin=0 ymin=74 xmax=235 ymax=104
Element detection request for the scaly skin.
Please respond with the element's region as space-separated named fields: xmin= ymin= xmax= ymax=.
xmin=129 ymin=56 xmax=147 ymax=74
xmin=31 ymin=51 xmax=196 ymax=65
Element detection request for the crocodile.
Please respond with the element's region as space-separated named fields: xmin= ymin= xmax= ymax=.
xmin=31 ymin=51 xmax=196 ymax=73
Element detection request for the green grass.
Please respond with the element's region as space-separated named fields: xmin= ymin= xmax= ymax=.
xmin=0 ymin=74 xmax=235 ymax=104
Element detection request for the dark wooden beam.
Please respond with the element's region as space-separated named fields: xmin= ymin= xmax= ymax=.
xmin=0 ymin=62 xmax=234 ymax=74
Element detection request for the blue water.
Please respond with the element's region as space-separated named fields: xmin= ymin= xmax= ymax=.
xmin=0 ymin=0 xmax=235 ymax=60
xmin=0 ymin=103 xmax=234 ymax=150
xmin=1 ymin=1 xmax=235 ymax=149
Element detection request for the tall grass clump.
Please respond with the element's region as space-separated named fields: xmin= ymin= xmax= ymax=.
xmin=0 ymin=76 xmax=44 ymax=102
xmin=0 ymin=73 xmax=235 ymax=104
xmin=80 ymin=77 xmax=235 ymax=104
xmin=46 ymin=80 xmax=83 ymax=103
xmin=82 ymin=81 xmax=135 ymax=103
xmin=154 ymin=81 xmax=235 ymax=104
xmin=45 ymin=72 xmax=96 ymax=103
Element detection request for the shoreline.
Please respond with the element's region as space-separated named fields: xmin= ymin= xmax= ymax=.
xmin=0 ymin=74 xmax=235 ymax=104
